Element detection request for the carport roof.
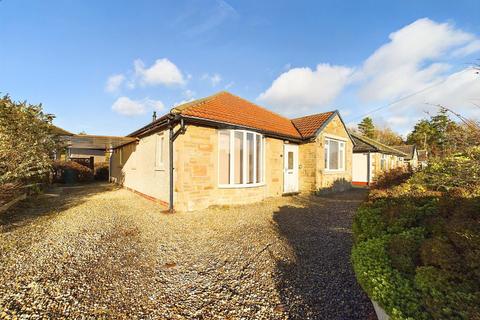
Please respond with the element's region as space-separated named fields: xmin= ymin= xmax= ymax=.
xmin=66 ymin=135 xmax=137 ymax=150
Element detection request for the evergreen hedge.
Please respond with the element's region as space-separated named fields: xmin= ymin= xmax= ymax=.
xmin=352 ymin=148 xmax=480 ymax=320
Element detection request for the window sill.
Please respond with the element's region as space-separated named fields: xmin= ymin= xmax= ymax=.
xmin=155 ymin=166 xmax=165 ymax=171
xmin=324 ymin=169 xmax=346 ymax=174
xmin=218 ymin=183 xmax=265 ymax=189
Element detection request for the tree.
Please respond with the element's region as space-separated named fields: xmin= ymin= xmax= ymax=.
xmin=358 ymin=117 xmax=375 ymax=138
xmin=407 ymin=119 xmax=432 ymax=150
xmin=375 ymin=127 xmax=404 ymax=145
xmin=0 ymin=95 xmax=58 ymax=184
xmin=407 ymin=108 xmax=461 ymax=157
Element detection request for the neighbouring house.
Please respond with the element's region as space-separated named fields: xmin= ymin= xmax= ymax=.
xmin=351 ymin=132 xmax=407 ymax=187
xmin=391 ymin=144 xmax=419 ymax=169
xmin=417 ymin=149 xmax=428 ymax=168
xmin=110 ymin=91 xmax=355 ymax=212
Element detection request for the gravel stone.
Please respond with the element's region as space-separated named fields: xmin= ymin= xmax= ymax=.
xmin=0 ymin=183 xmax=374 ymax=319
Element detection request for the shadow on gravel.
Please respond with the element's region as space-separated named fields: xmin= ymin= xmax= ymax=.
xmin=272 ymin=189 xmax=375 ymax=320
xmin=0 ymin=182 xmax=118 ymax=232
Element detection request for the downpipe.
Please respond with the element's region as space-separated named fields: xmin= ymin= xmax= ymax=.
xmin=168 ymin=116 xmax=187 ymax=212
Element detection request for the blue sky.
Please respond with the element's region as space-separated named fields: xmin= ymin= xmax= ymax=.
xmin=1 ymin=0 xmax=479 ymax=136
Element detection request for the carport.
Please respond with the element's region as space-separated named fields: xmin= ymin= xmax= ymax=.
xmin=63 ymin=134 xmax=137 ymax=172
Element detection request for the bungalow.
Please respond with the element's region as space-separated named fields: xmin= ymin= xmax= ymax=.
xmin=110 ymin=91 xmax=354 ymax=211
xmin=391 ymin=144 xmax=419 ymax=169
xmin=351 ymin=132 xmax=407 ymax=187
xmin=417 ymin=149 xmax=428 ymax=168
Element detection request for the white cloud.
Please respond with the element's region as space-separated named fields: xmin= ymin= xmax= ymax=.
xmin=134 ymin=58 xmax=185 ymax=86
xmin=370 ymin=68 xmax=480 ymax=134
xmin=358 ymin=18 xmax=479 ymax=102
xmin=258 ymin=64 xmax=353 ymax=114
xmin=105 ymin=57 xmax=186 ymax=92
xmin=452 ymin=39 xmax=480 ymax=57
xmin=202 ymin=73 xmax=222 ymax=86
xmin=105 ymin=74 xmax=126 ymax=93
xmin=111 ymin=97 xmax=164 ymax=116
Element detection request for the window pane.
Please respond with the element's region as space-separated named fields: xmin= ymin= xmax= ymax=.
xmin=324 ymin=140 xmax=329 ymax=169
xmin=219 ymin=131 xmax=230 ymax=184
xmin=256 ymin=135 xmax=262 ymax=183
xmin=329 ymin=140 xmax=339 ymax=169
xmin=339 ymin=142 xmax=344 ymax=170
xmin=234 ymin=131 xmax=243 ymax=184
xmin=288 ymin=151 xmax=294 ymax=169
xmin=247 ymin=133 xmax=254 ymax=184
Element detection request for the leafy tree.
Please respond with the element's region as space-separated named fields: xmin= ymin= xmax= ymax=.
xmin=358 ymin=117 xmax=375 ymax=138
xmin=0 ymin=95 xmax=58 ymax=184
xmin=407 ymin=108 xmax=463 ymax=157
xmin=375 ymin=127 xmax=404 ymax=145
xmin=407 ymin=119 xmax=433 ymax=150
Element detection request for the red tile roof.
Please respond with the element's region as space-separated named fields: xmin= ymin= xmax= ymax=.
xmin=291 ymin=112 xmax=335 ymax=138
xmin=173 ymin=91 xmax=302 ymax=139
xmin=131 ymin=91 xmax=341 ymax=140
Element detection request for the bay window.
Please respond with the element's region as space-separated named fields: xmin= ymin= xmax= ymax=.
xmin=324 ymin=138 xmax=345 ymax=171
xmin=218 ymin=130 xmax=264 ymax=187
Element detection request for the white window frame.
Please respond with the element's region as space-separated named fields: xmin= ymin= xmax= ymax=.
xmin=380 ymin=154 xmax=387 ymax=170
xmin=324 ymin=137 xmax=346 ymax=172
xmin=218 ymin=129 xmax=265 ymax=188
xmin=155 ymin=133 xmax=165 ymax=171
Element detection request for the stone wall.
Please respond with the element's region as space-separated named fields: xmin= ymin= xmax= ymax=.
xmin=370 ymin=152 xmax=406 ymax=181
xmin=316 ymin=114 xmax=353 ymax=191
xmin=298 ymin=142 xmax=316 ymax=192
xmin=174 ymin=125 xmax=284 ymax=211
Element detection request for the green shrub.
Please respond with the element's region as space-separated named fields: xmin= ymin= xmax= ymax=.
xmin=387 ymin=231 xmax=423 ymax=275
xmin=415 ymin=266 xmax=480 ymax=320
xmin=419 ymin=238 xmax=462 ymax=273
xmin=0 ymin=95 xmax=60 ymax=184
xmin=94 ymin=162 xmax=109 ymax=181
xmin=352 ymin=147 xmax=480 ymax=320
xmin=351 ymin=235 xmax=428 ymax=320
xmin=53 ymin=160 xmax=93 ymax=183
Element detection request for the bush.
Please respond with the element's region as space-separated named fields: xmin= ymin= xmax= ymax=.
xmin=387 ymin=232 xmax=422 ymax=275
xmin=94 ymin=162 xmax=109 ymax=181
xmin=351 ymin=234 xmax=428 ymax=320
xmin=415 ymin=266 xmax=480 ymax=320
xmin=373 ymin=166 xmax=413 ymax=190
xmin=352 ymin=148 xmax=480 ymax=320
xmin=0 ymin=95 xmax=59 ymax=184
xmin=53 ymin=160 xmax=93 ymax=183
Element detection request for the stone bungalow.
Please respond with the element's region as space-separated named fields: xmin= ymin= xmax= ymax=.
xmin=110 ymin=91 xmax=354 ymax=211
xmin=351 ymin=132 xmax=407 ymax=187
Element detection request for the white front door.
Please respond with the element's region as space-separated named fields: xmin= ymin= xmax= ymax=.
xmin=283 ymin=144 xmax=299 ymax=193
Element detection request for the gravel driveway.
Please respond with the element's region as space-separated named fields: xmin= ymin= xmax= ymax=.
xmin=0 ymin=183 xmax=374 ymax=319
